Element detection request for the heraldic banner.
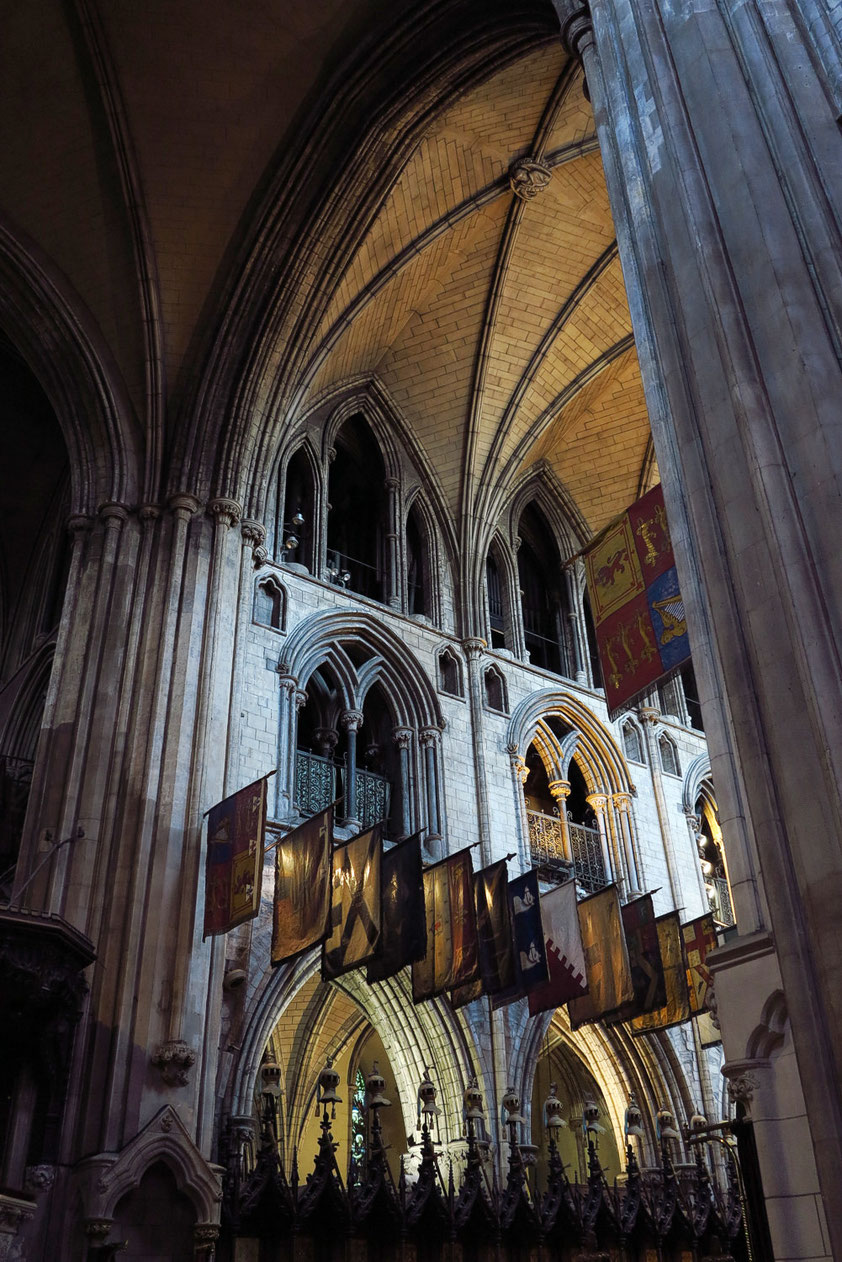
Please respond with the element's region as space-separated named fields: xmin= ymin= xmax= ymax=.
xmin=412 ymin=849 xmax=479 ymax=1002
xmin=452 ymin=858 xmax=514 ymax=1009
xmin=568 ymin=885 xmax=633 ymax=1029
xmin=583 ymin=483 xmax=691 ymax=715
xmin=271 ymin=805 xmax=334 ymax=966
xmin=630 ymin=911 xmax=691 ymax=1035
xmin=322 ymin=824 xmax=382 ymax=980
xmin=203 ymin=775 xmax=268 ymax=938
xmin=367 ymin=831 xmax=426 ymax=984
xmin=528 ymin=879 xmax=588 ymax=1016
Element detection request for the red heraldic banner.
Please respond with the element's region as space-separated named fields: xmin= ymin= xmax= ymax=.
xmin=682 ymin=914 xmax=718 ymax=1014
xmin=528 ymin=880 xmax=588 ymax=1016
xmin=203 ymin=776 xmax=268 ymax=938
xmin=583 ymin=484 xmax=691 ymax=716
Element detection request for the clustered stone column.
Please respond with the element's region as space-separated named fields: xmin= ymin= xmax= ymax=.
xmin=419 ymin=726 xmax=443 ymax=844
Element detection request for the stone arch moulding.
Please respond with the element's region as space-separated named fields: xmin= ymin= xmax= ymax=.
xmin=76 ymin=1105 xmax=222 ymax=1226
xmin=223 ymin=946 xmax=478 ymax=1158
xmin=505 ymin=461 xmax=588 ymax=561
xmin=283 ymin=609 xmax=444 ymax=730
xmin=682 ymin=751 xmax=713 ymax=815
xmin=507 ymin=688 xmax=634 ymax=796
xmin=0 ymin=211 xmax=141 ymax=514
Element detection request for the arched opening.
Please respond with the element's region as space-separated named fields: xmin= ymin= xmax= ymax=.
xmin=359 ymin=682 xmax=400 ymax=838
xmin=659 ymin=733 xmax=680 ymax=777
xmin=0 ymin=332 xmax=71 ymax=894
xmin=405 ymin=502 xmax=430 ymax=618
xmin=582 ymin=591 xmax=602 ymax=691
xmin=621 ymin=720 xmax=644 ymax=764
xmin=695 ymin=784 xmax=735 ymax=928
xmin=531 ymin=1029 xmax=622 ymax=1188
xmin=517 ymin=503 xmax=570 ymax=675
xmin=111 ymin=1162 xmax=196 ymax=1261
xmin=485 ymin=550 xmax=509 ymax=650
xmin=253 ymin=575 xmax=286 ymax=631
xmin=484 ymin=664 xmax=507 ymax=714
xmin=437 ymin=647 xmax=463 ymax=698
xmin=327 ymin=415 xmax=387 ymax=601
xmin=278 ymin=445 xmax=316 ymax=572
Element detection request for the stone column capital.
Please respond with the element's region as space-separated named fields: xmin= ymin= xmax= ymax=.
xmin=637 ymin=706 xmax=661 ymax=726
xmin=294 ymin=689 xmax=309 ymax=711
xmin=98 ymin=500 xmax=130 ymax=528
xmin=138 ymin=503 xmax=161 ymax=523
xmin=314 ymin=727 xmax=339 ymax=754
xmin=586 ymin=792 xmax=608 ymax=813
xmin=462 ymin=637 xmax=487 ymax=661
xmin=168 ymin=492 xmax=202 ymax=520
xmin=393 ymin=726 xmax=413 ymax=750
xmin=549 ymin=779 xmax=571 ymax=802
xmin=207 ymin=496 xmax=242 ymax=527
xmin=341 ymin=709 xmax=364 ymax=731
xmin=241 ymin=518 xmax=266 ymax=548
xmin=67 ymin=512 xmax=94 ymax=536
xmin=612 ymin=792 xmax=632 ymax=812
xmin=419 ymin=726 xmax=441 ymax=749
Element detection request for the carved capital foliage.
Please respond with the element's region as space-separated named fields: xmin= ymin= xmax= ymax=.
xmin=509 ymin=158 xmax=552 ymax=201
xmin=194 ymin=1224 xmax=220 ymax=1243
xmin=549 ymin=779 xmax=571 ymax=801
xmin=315 ymin=727 xmax=340 ymax=753
xmin=151 ymin=1039 xmax=197 ymax=1088
xmin=726 ymin=1072 xmax=757 ymax=1107
xmin=207 ymin=496 xmax=242 ymax=528
xmin=637 ymin=706 xmax=660 ymax=726
xmin=462 ymin=637 xmax=486 ymax=661
xmin=294 ymin=689 xmax=309 ymax=711
xmin=586 ymin=793 xmax=608 ymax=813
xmin=393 ymin=727 xmax=413 ymax=750
xmin=241 ymin=519 xmax=266 ymax=548
xmin=83 ymin=1217 xmax=113 ymax=1241
xmin=419 ymin=727 xmax=441 ymax=749
xmin=341 ymin=709 xmax=365 ymax=731
xmin=613 ymin=793 xmax=631 ymax=812
xmin=512 ymin=755 xmax=529 ymax=785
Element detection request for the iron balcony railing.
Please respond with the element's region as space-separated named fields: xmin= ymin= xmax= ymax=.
xmin=294 ymin=750 xmax=391 ymax=832
xmin=526 ymin=809 xmax=607 ymax=894
xmin=710 ymin=874 xmax=736 ymax=927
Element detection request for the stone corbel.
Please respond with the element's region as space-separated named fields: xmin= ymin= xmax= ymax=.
xmin=721 ymin=1058 xmax=767 ymax=1121
xmin=151 ymin=1039 xmax=197 ymax=1088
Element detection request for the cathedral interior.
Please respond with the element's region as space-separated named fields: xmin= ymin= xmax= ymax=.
xmin=1 ymin=1 xmax=841 ymax=1259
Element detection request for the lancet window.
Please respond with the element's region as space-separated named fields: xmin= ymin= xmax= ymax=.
xmin=253 ymin=575 xmax=286 ymax=631
xmin=516 ymin=503 xmax=572 ymax=676
xmin=277 ymin=445 xmax=316 ymax=571
xmin=437 ymin=647 xmax=463 ymax=697
xmin=659 ymin=733 xmax=680 ymax=776
xmin=327 ymin=415 xmax=388 ymax=601
xmin=621 ymin=720 xmax=644 ymax=764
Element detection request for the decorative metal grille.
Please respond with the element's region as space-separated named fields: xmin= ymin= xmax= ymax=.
xmin=352 ymin=768 xmax=391 ymax=831
xmin=710 ymin=875 xmax=735 ymax=927
xmin=294 ymin=750 xmax=337 ymax=816
xmin=568 ymin=822 xmax=607 ymax=893
xmin=526 ymin=811 xmax=574 ymax=885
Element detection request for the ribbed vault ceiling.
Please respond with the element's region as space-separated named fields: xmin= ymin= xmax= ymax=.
xmin=291 ymin=41 xmax=655 ymax=539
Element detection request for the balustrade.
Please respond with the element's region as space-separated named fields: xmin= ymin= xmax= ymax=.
xmin=295 ymin=750 xmax=390 ymax=831
xmin=526 ymin=809 xmax=606 ymax=892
